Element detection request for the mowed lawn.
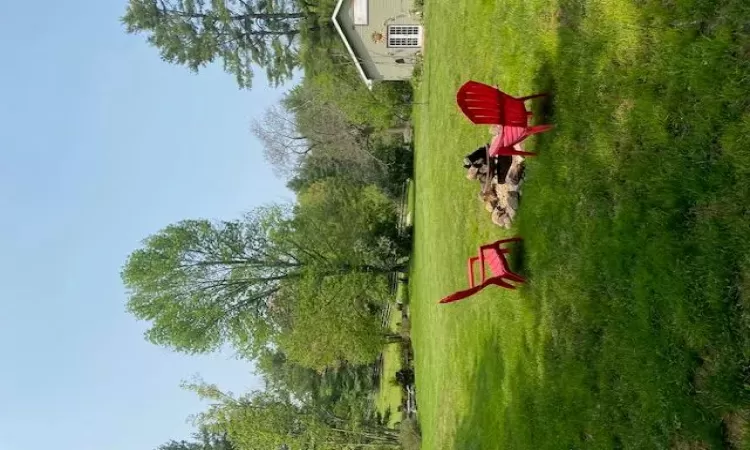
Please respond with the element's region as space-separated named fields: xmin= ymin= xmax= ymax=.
xmin=375 ymin=292 xmax=404 ymax=428
xmin=410 ymin=0 xmax=750 ymax=449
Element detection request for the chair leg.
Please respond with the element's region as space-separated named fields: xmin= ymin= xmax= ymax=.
xmin=484 ymin=237 xmax=522 ymax=249
xmin=468 ymin=257 xmax=479 ymax=288
xmin=527 ymin=124 xmax=555 ymax=135
xmin=439 ymin=277 xmax=515 ymax=304
xmin=500 ymin=149 xmax=538 ymax=157
xmin=439 ymin=284 xmax=487 ymax=304
xmin=518 ymin=93 xmax=548 ymax=101
xmin=496 ymin=136 xmax=536 ymax=156
xmin=504 ymin=271 xmax=526 ymax=283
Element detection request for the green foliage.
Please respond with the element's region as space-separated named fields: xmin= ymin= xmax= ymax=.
xmin=122 ymin=0 xmax=305 ymax=87
xmin=155 ymin=425 xmax=233 ymax=450
xmin=254 ymin=81 xmax=381 ymax=177
xmin=266 ymin=180 xmax=403 ymax=369
xmin=256 ymin=348 xmax=382 ymax=434
xmin=157 ymin=440 xmax=203 ymax=450
xmin=369 ymin=138 xmax=414 ymax=200
xmin=157 ymin=431 xmax=233 ymax=450
xmin=186 ymin=380 xmax=400 ymax=450
xmin=256 ymin=349 xmax=320 ymax=400
xmin=121 ymin=209 xmax=301 ymax=355
xmin=284 ymin=138 xmax=413 ymax=202
xmin=122 ymin=181 xmax=402 ymax=361
xmin=278 ymin=273 xmax=390 ymax=370
xmin=293 ymin=179 xmax=403 ymax=268
xmin=300 ymin=71 xmax=412 ymax=131
xmin=285 ymin=155 xmax=362 ymax=193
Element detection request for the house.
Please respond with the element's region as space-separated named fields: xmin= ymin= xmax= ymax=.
xmin=332 ymin=0 xmax=423 ymax=88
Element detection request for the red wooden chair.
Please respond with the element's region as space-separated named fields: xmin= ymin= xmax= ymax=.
xmin=457 ymin=81 xmax=553 ymax=157
xmin=439 ymin=237 xmax=525 ymax=304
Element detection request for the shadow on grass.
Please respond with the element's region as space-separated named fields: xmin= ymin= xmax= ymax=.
xmin=510 ymin=0 xmax=750 ymax=447
xmin=509 ymin=238 xmax=527 ymax=279
xmin=530 ymin=59 xmax=557 ymax=128
xmin=451 ymin=339 xmax=507 ymax=450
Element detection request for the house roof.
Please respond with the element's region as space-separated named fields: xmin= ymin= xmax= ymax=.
xmin=331 ymin=0 xmax=374 ymax=89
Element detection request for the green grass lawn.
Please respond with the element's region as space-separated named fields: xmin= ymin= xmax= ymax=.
xmin=410 ymin=0 xmax=750 ymax=449
xmin=375 ymin=341 xmax=403 ymax=427
xmin=375 ymin=285 xmax=407 ymax=428
xmin=375 ymin=180 xmax=416 ymax=428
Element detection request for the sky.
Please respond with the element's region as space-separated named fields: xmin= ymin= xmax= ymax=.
xmin=0 ymin=1 xmax=296 ymax=449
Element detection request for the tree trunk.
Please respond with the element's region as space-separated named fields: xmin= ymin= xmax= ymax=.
xmin=241 ymin=12 xmax=306 ymax=19
xmin=329 ymin=427 xmax=400 ymax=444
xmin=384 ymin=333 xmax=403 ymax=344
xmin=246 ymin=29 xmax=301 ymax=37
xmin=331 ymin=264 xmax=402 ymax=276
xmin=161 ymin=10 xmax=305 ymax=20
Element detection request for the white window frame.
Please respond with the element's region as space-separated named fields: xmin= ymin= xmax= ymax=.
xmin=386 ymin=25 xmax=421 ymax=48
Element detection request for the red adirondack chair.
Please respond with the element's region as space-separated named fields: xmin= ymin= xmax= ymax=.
xmin=439 ymin=237 xmax=526 ymax=304
xmin=456 ymin=81 xmax=553 ymax=157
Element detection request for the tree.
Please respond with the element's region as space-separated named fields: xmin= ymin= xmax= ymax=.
xmin=277 ymin=273 xmax=394 ymax=370
xmin=255 ymin=349 xmax=378 ymax=420
xmin=121 ymin=208 xmax=292 ymax=355
xmin=256 ymin=349 xmax=320 ymax=400
xmin=157 ymin=441 xmax=202 ymax=450
xmin=297 ymin=69 xmax=412 ymax=131
xmin=285 ymin=152 xmax=363 ymax=194
xmin=291 ymin=179 xmax=405 ymax=267
xmin=186 ymin=380 xmax=400 ymax=450
xmin=252 ymin=83 xmax=382 ymax=177
xmin=193 ymin=427 xmax=234 ymax=450
xmin=250 ymin=104 xmax=314 ymax=177
xmin=122 ymin=191 xmax=403 ymax=355
xmin=122 ymin=0 xmax=309 ymax=88
xmin=156 ymin=428 xmax=233 ymax=450
xmin=282 ymin=136 xmax=413 ymax=198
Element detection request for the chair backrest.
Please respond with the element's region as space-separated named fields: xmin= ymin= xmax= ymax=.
xmin=488 ymin=126 xmax=528 ymax=155
xmin=457 ymin=81 xmax=528 ymax=126
xmin=481 ymin=247 xmax=509 ymax=277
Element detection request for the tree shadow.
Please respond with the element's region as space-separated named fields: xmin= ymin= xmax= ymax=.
xmin=450 ymin=339 xmax=507 ymax=450
xmin=512 ymin=0 xmax=750 ymax=445
xmin=508 ymin=238 xmax=527 ymax=278
xmin=530 ymin=59 xmax=557 ymax=128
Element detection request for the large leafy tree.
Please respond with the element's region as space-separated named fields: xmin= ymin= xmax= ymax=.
xmin=292 ymin=179 xmax=405 ymax=267
xmin=122 ymin=0 xmax=309 ymax=87
xmin=122 ymin=184 xmax=403 ymax=355
xmin=296 ymin=69 xmax=412 ymax=131
xmin=278 ymin=272 xmax=399 ymax=370
xmin=256 ymin=349 xmax=376 ymax=411
xmin=187 ymin=380 xmax=400 ymax=450
xmin=122 ymin=207 xmax=293 ymax=355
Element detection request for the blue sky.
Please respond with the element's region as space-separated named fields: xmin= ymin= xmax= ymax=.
xmin=0 ymin=1 xmax=294 ymax=449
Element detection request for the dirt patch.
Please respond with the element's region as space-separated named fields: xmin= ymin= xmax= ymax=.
xmin=723 ymin=410 xmax=749 ymax=450
xmin=692 ymin=348 xmax=719 ymax=394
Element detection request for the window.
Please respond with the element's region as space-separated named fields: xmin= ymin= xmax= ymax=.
xmin=387 ymin=25 xmax=421 ymax=48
